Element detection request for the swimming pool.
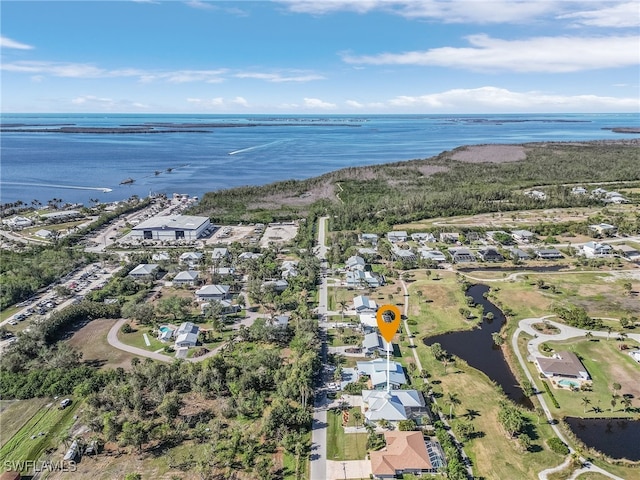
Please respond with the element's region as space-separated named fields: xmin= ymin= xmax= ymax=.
xmin=558 ymin=379 xmax=580 ymax=389
xmin=159 ymin=326 xmax=172 ymax=333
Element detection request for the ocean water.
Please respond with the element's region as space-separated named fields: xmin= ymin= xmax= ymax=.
xmin=1 ymin=113 xmax=638 ymax=206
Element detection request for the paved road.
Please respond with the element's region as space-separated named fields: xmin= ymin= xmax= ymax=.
xmin=511 ymin=316 xmax=629 ymax=480
xmin=310 ymin=216 xmax=329 ymax=480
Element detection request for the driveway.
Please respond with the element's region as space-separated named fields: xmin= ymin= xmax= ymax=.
xmin=326 ymin=460 xmax=371 ymax=480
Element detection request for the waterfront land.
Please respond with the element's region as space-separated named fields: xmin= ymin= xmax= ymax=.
xmin=1 ymin=140 xmax=640 ymax=480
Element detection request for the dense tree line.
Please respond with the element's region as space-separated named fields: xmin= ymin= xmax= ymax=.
xmin=0 ymin=246 xmax=95 ymax=309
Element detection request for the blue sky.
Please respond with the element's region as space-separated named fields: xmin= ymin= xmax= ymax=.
xmin=1 ymin=0 xmax=639 ymax=113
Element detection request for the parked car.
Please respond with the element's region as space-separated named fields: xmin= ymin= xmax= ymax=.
xmin=59 ymin=398 xmax=72 ymax=409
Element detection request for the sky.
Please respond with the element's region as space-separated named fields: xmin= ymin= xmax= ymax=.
xmin=1 ymin=0 xmax=639 ymax=114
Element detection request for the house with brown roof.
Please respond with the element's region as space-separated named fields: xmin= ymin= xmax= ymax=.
xmin=370 ymin=431 xmax=442 ymax=478
xmin=535 ymin=351 xmax=590 ymax=381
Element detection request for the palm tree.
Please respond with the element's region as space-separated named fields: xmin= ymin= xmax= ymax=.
xmin=581 ymin=396 xmax=591 ymax=414
xmin=445 ymin=392 xmax=461 ymax=420
xmin=338 ymin=300 xmax=347 ymax=323
xmin=606 ymin=326 xmax=613 ymax=340
xmin=585 ymin=331 xmax=593 ymax=341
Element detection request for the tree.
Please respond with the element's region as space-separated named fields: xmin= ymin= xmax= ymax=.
xmin=485 ymin=311 xmax=494 ymax=321
xmin=585 ymin=331 xmax=593 ymax=341
xmin=431 ymin=342 xmax=445 ymax=361
xmin=518 ymin=433 xmax=532 ymax=452
xmin=522 ymin=381 xmax=535 ymax=398
xmin=120 ymin=421 xmax=149 ymax=452
xmin=124 ymin=474 xmax=142 ymax=480
xmin=445 ymin=392 xmax=461 ymax=420
xmin=622 ymin=282 xmax=633 ymax=295
xmin=581 ymin=396 xmax=591 ymax=414
xmin=157 ymin=296 xmax=192 ymax=321
xmin=492 ymin=332 xmax=504 ymax=346
xmin=398 ymin=419 xmax=417 ymax=431
xmin=158 ymin=391 xmax=183 ymax=422
xmin=612 ymin=382 xmax=622 ymax=395
xmin=122 ymin=302 xmax=155 ymax=325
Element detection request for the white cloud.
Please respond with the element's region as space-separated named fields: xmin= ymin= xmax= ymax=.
xmin=71 ymin=95 xmax=113 ymax=105
xmin=187 ymin=97 xmax=225 ymax=107
xmin=558 ymin=2 xmax=640 ymax=28
xmin=185 ymin=0 xmax=215 ymax=10
xmin=386 ymin=86 xmax=639 ymax=112
xmin=1 ymin=36 xmax=34 ymax=50
xmin=231 ymin=96 xmax=249 ymax=107
xmin=346 ymin=100 xmax=364 ymax=108
xmin=235 ymin=72 xmax=324 ymax=82
xmin=303 ymin=98 xmax=337 ymax=109
xmin=278 ymin=0 xmax=558 ymax=23
xmin=342 ymin=34 xmax=639 ymax=72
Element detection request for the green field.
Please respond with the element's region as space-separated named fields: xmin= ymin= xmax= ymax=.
xmin=0 ymin=399 xmax=79 ymax=466
xmin=326 ymin=410 xmax=368 ymax=461
xmin=0 ymin=399 xmax=49 ymax=449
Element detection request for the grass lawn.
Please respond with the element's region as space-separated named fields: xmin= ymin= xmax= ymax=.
xmin=326 ymin=410 xmax=368 ymax=461
xmin=0 ymin=306 xmax=20 ymax=322
xmin=0 ymin=400 xmax=79 ymax=466
xmin=407 ymin=271 xmax=476 ymax=337
xmin=536 ymin=337 xmax=640 ymax=418
xmin=67 ymin=317 xmax=135 ymax=369
xmin=0 ymin=399 xmax=49 ymax=449
xmin=117 ymin=326 xmax=165 ymax=352
xmin=328 ymin=286 xmax=357 ymax=312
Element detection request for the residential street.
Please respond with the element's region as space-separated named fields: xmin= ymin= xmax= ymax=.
xmin=310 ymin=216 xmax=329 ymax=480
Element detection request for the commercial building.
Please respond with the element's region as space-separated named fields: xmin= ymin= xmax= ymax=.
xmin=130 ymin=215 xmax=211 ymax=241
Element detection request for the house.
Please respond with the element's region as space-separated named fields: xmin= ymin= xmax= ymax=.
xmin=345 ymin=255 xmax=366 ymax=271
xmin=360 ymin=233 xmax=379 ymax=246
xmin=387 ymin=231 xmax=408 ymax=243
xmin=357 ymin=358 xmax=407 ymax=390
xmin=411 ymin=233 xmax=436 ymax=243
xmin=511 ymin=229 xmax=535 ymax=243
xmin=152 ymin=252 xmax=171 ymax=262
xmin=439 ymin=232 xmax=459 ymax=243
xmin=128 ymin=263 xmax=160 ymax=280
xmin=195 ymin=284 xmax=230 ymax=301
xmin=582 ymin=241 xmax=613 ymax=258
xmin=418 ymin=249 xmax=447 ymax=263
xmin=268 ymin=315 xmax=290 ymax=328
xmin=359 ymin=313 xmax=378 ymax=329
xmin=535 ymin=248 xmax=563 ymax=260
xmin=448 ymin=247 xmax=476 ymax=263
xmin=262 ymin=279 xmax=289 ymax=292
xmin=477 ymin=247 xmax=504 ymax=262
xmin=41 ymin=210 xmax=81 ymax=222
xmin=392 ymin=247 xmax=417 ymax=262
xmin=354 ymin=295 xmax=378 ymax=313
xmin=173 ymin=270 xmax=199 ymax=286
xmin=211 ymin=247 xmax=230 ymax=260
xmin=604 ymin=191 xmax=628 ymax=204
xmin=591 ymin=187 xmax=608 ymax=196
xmin=2 ymin=216 xmax=33 ymax=229
xmin=130 ymin=215 xmax=211 ymax=241
xmin=211 ymin=266 xmax=236 ymax=277
xmin=346 ymin=270 xmax=383 ymax=288
xmin=363 ymin=332 xmax=390 ymax=356
xmin=535 ymin=351 xmax=590 ymax=381
xmin=175 ymin=322 xmax=199 ymax=348
xmin=179 ymin=251 xmax=203 ymax=267
xmin=35 ymin=229 xmax=53 ymax=239
xmin=589 ymin=223 xmax=617 ymax=236
xmin=238 ymin=251 xmax=263 ymax=260
xmin=525 ymin=190 xmax=546 ymax=200
xmin=201 ymin=299 xmax=240 ymax=315
xmin=358 ymin=247 xmax=379 ymax=257
xmin=616 ymin=245 xmax=640 ymax=262
xmin=509 ymin=248 xmax=531 ymax=261
xmin=370 ymin=431 xmax=442 ymax=479
xmin=281 ymin=260 xmax=299 ymax=278
xmin=361 ymin=390 xmax=426 ymax=423
xmin=571 ymin=186 xmax=587 ymax=195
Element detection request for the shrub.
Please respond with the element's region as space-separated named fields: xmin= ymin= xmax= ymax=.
xmin=547 ymin=437 xmax=570 ymax=455
xmin=542 ymin=380 xmax=560 ymax=408
xmin=121 ymin=323 xmax=133 ymax=334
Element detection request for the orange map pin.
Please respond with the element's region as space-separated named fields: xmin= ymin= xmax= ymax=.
xmin=376 ymin=304 xmax=402 ymax=343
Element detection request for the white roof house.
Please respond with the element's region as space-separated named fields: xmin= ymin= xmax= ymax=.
xmin=152 ymin=252 xmax=171 ymax=262
xmin=195 ymin=284 xmax=230 ymax=300
xmin=262 ymin=279 xmax=289 ymax=292
xmin=387 ymin=231 xmax=408 ymax=243
xmin=439 ymin=232 xmax=459 ymax=243
xmin=359 ymin=313 xmax=378 ymax=329
xmin=239 ymin=252 xmax=263 ymax=260
xmin=346 ymin=270 xmax=383 ymax=288
xmin=362 ymin=390 xmax=425 ymax=422
xmin=3 ymin=216 xmax=33 ymax=228
xmin=511 ymin=230 xmax=535 ymax=243
xmin=357 ymin=359 xmax=407 ymax=390
xmin=174 ymin=322 xmax=199 ymax=348
xmin=129 ymin=263 xmax=160 ymax=278
xmin=411 ymin=233 xmax=436 ymax=243
xmin=360 ymin=233 xmax=379 ymax=245
xmin=363 ymin=332 xmax=391 ymax=356
xmin=354 ymin=295 xmax=378 ymax=313
xmin=345 ymin=255 xmax=366 ymax=271
xmin=35 ymin=229 xmax=53 ymax=239
xmin=583 ymin=241 xmax=613 ymax=258
xmin=173 ymin=270 xmax=199 ymax=285
xmin=419 ymin=249 xmax=447 ymax=262
xmin=211 ymin=247 xmax=229 ymax=260
xmin=589 ymin=223 xmax=617 ymax=235
xmin=392 ymin=248 xmax=417 ymax=262
xmin=179 ymin=251 xmax=204 ymax=265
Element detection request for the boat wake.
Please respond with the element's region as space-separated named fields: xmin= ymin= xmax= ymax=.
xmin=1 ymin=182 xmax=113 ymax=193
xmin=228 ymin=139 xmax=287 ymax=155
